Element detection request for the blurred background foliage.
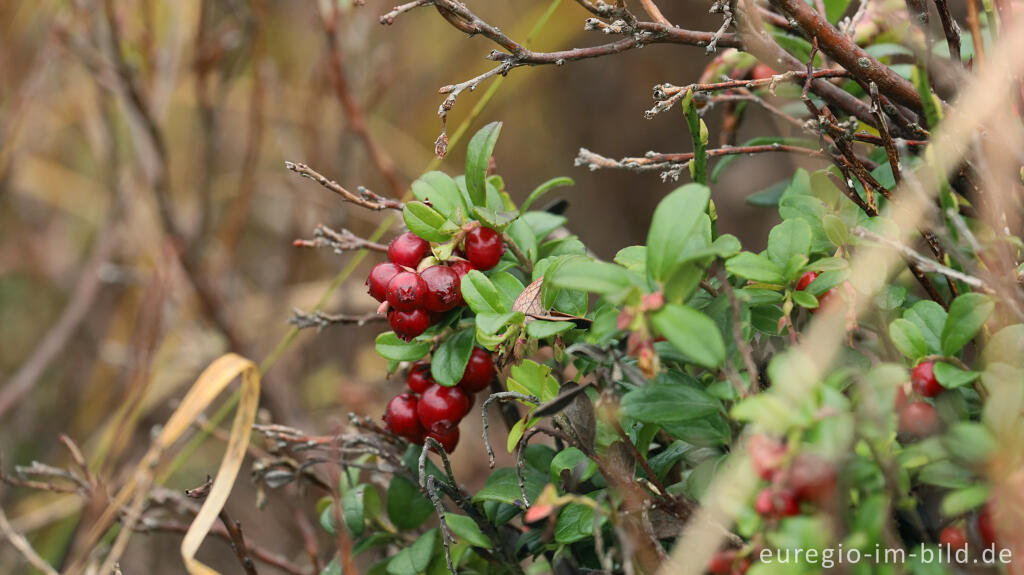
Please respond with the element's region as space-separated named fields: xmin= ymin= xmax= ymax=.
xmin=0 ymin=1 xmax=811 ymax=571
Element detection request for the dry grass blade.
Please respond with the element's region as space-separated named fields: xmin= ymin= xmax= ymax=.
xmin=66 ymin=353 xmax=261 ymax=575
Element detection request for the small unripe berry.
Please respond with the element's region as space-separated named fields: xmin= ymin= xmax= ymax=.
xmin=458 ymin=348 xmax=495 ymax=394
xmin=426 ymin=424 xmax=460 ymax=453
xmin=367 ymin=262 xmax=401 ymax=302
xmin=407 ymin=361 xmax=434 ymax=394
xmin=420 ymin=265 xmax=461 ymax=312
xmin=796 ymin=271 xmax=819 ymax=291
xmin=899 ymin=401 xmax=939 ymax=438
xmin=387 ymin=272 xmax=427 ymax=311
xmin=388 ymin=232 xmax=430 ymax=268
xmin=384 ymin=393 xmax=425 ymax=443
xmin=939 ymin=525 xmax=968 ymax=550
xmin=417 ymin=384 xmax=470 ymax=432
xmin=911 ymin=361 xmax=942 ymax=397
xmin=464 ymin=227 xmax=504 ymax=270
xmin=389 ymin=308 xmax=431 ymax=342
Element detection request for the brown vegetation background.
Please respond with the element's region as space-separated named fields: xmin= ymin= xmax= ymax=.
xmin=0 ymin=1 xmax=806 ymax=571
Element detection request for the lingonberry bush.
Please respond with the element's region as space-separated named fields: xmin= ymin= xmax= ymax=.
xmin=4 ymin=1 xmax=1024 ymax=575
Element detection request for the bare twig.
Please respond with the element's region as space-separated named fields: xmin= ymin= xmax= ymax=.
xmin=286 ymin=162 xmax=404 ymax=211
xmin=0 ymin=503 xmax=59 ymax=575
xmin=293 ymin=225 xmax=389 ymax=254
xmin=289 ymin=309 xmax=385 ymax=332
xmin=852 ymin=227 xmax=994 ymax=292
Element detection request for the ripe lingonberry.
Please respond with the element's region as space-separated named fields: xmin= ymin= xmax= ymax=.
xmin=464 ymin=226 xmax=504 ymax=270
xmin=911 ymin=361 xmax=942 ymax=397
xmin=796 ymin=271 xmax=819 ymax=291
xmin=458 ymin=348 xmax=495 ymax=394
xmin=894 ymin=385 xmax=909 ymax=411
xmin=389 ymin=308 xmax=431 ymax=341
xmin=426 ymin=424 xmax=460 ymax=453
xmin=939 ymin=525 xmax=968 ymax=550
xmin=749 ymin=434 xmax=786 ymax=481
xmin=407 ymin=361 xmax=434 ymax=394
xmin=388 ymin=231 xmax=430 ymax=268
xmin=978 ymin=501 xmax=999 ymax=548
xmin=707 ymin=550 xmax=738 ymax=574
xmin=788 ymin=454 xmax=837 ymax=504
xmin=384 ymin=393 xmax=425 ymax=443
xmin=387 ymin=271 xmax=427 ymax=311
xmin=420 ymin=265 xmax=460 ymax=312
xmin=448 ymin=259 xmax=474 ymax=278
xmin=899 ymin=401 xmax=939 ymax=438
xmin=754 ymin=488 xmax=775 ymax=516
xmin=417 ymin=384 xmax=470 ymax=432
xmin=755 ymin=488 xmax=799 ymax=518
xmin=751 ymin=63 xmax=775 ymax=81
xmin=367 ymin=262 xmax=401 ymax=302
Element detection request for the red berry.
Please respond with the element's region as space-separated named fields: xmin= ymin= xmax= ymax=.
xmin=464 ymin=227 xmax=504 ymax=270
xmin=426 ymin=424 xmax=460 ymax=453
xmin=788 ymin=454 xmax=837 ymax=504
xmin=420 ymin=265 xmax=461 ymax=312
xmin=449 ymin=259 xmax=474 ymax=278
xmin=732 ymin=557 xmax=752 ymax=574
xmin=796 ymin=271 xmax=819 ymax=291
xmin=458 ymin=348 xmax=495 ymax=394
xmin=367 ymin=262 xmax=401 ymax=302
xmin=751 ymin=63 xmax=775 ymax=80
xmin=384 ymin=393 xmax=425 ymax=443
xmin=939 ymin=525 xmax=968 ymax=550
xmin=388 ymin=232 xmax=430 ymax=268
xmin=899 ymin=401 xmax=939 ymax=438
xmin=387 ymin=272 xmax=427 ymax=311
xmin=389 ymin=308 xmax=431 ymax=342
xmin=911 ymin=361 xmax=942 ymax=398
xmin=417 ymin=384 xmax=470 ymax=432
xmin=754 ymin=488 xmax=775 ymax=516
xmin=749 ymin=434 xmax=786 ymax=481
xmin=811 ymin=288 xmax=839 ymax=314
xmin=407 ymin=361 xmax=434 ymax=394
xmin=894 ymin=385 xmax=909 ymax=411
xmin=978 ymin=501 xmax=999 ymax=548
xmin=707 ymin=550 xmax=737 ymax=574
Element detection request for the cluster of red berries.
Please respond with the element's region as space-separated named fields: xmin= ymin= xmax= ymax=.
xmin=895 ymin=361 xmax=942 ymax=438
xmin=382 ymin=348 xmax=495 ymax=453
xmin=795 ymin=271 xmax=840 ymax=313
xmin=748 ymin=435 xmax=837 ymax=520
xmin=936 ymin=499 xmax=1004 ymax=556
xmin=366 ymin=227 xmax=504 ymax=341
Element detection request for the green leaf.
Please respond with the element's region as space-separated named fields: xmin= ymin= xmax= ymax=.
xmin=822 ymin=214 xmax=849 ymax=246
xmin=621 ymin=383 xmax=720 ymax=423
xmin=375 ymin=333 xmax=431 ymax=362
xmin=507 ymin=360 xmax=559 ymax=401
xmin=445 ymin=515 xmax=493 ymax=548
xmin=933 ymin=362 xmax=980 ymax=389
xmin=546 ymin=256 xmax=640 ymax=295
xmin=767 ymin=218 xmax=812 ymax=268
xmin=506 ymin=218 xmax=538 ymax=264
xmin=521 ymin=211 xmax=567 ymax=241
xmin=490 ymin=272 xmax=526 ymax=311
xmin=522 ymin=177 xmax=574 ymax=212
xmin=555 ymin=503 xmax=604 ymax=544
xmin=650 ymin=304 xmax=726 ymax=368
xmin=387 ymin=528 xmax=437 ymax=575
xmin=745 ymin=179 xmax=789 ymax=206
xmin=941 ymin=485 xmax=990 ymax=517
xmin=403 ymin=201 xmax=451 ymax=242
xmin=472 ymin=206 xmax=519 ymax=231
xmin=526 ymin=320 xmax=574 ymax=339
xmin=940 ymin=293 xmax=994 ymax=356
xmin=431 ymin=329 xmax=476 ymax=386
xmin=614 ymin=245 xmax=647 ymax=272
xmin=726 ymin=252 xmax=785 ymax=284
xmin=904 ymin=300 xmax=947 ymax=355
xmin=805 ymin=257 xmax=848 ymax=272
xmin=889 ymin=319 xmax=927 ymax=359
xmin=465 ymin=121 xmax=502 ymax=207
xmin=473 ymin=467 xmax=545 ymax=505
xmin=386 ymin=476 xmax=434 ymax=530
xmin=342 ymin=485 xmax=382 ymax=537
xmin=461 ymin=270 xmax=506 ymax=314
xmin=792 ymin=290 xmax=819 ymax=309
xmin=646 ymin=184 xmax=712 ymax=282
xmin=411 ymin=171 xmax=467 ymax=220
xmin=550 ymin=447 xmax=597 ymax=484
xmin=476 ymin=311 xmax=524 ymax=336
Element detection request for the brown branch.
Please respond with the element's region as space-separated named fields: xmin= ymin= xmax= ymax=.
xmin=293 ymin=225 xmax=389 ymax=254
xmin=0 ymin=505 xmax=59 ymax=575
xmin=933 ymin=0 xmax=963 ymax=65
xmin=639 ymin=0 xmax=672 ymax=25
xmin=285 ymin=162 xmax=404 ymax=210
xmin=575 ymin=144 xmax=827 ymax=177
xmin=768 ymin=0 xmax=923 ymax=111
xmin=186 ymin=476 xmax=259 ymax=575
xmin=869 ymin=82 xmax=903 ymax=188
xmin=288 ymin=309 xmax=385 ymax=332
